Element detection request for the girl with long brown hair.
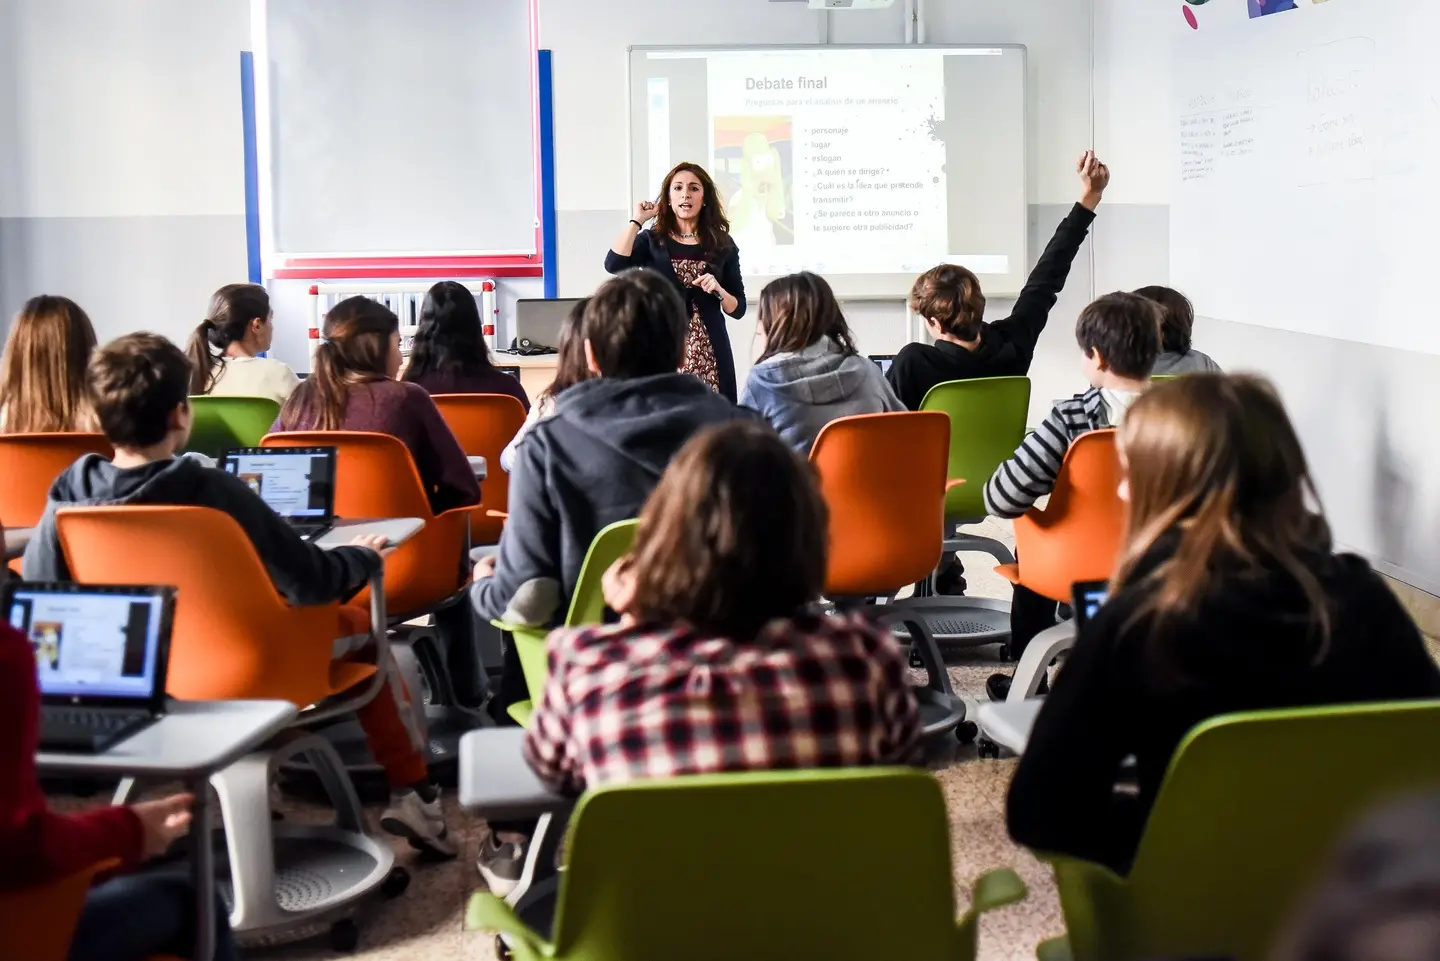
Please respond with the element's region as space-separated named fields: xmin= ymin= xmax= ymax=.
xmin=1007 ymin=373 xmax=1440 ymax=873
xmin=186 ymin=283 xmax=299 ymax=404
xmin=605 ymin=161 xmax=747 ymax=401
xmin=740 ymin=271 xmax=902 ymax=453
xmin=0 ymin=295 xmax=98 ymax=433
xmin=274 ymin=296 xmax=478 ymax=513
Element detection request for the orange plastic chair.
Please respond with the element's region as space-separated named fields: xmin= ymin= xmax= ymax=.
xmin=0 ymin=858 xmax=175 ymax=961
xmin=0 ymin=433 xmax=113 ymax=528
xmin=809 ymin=412 xmax=970 ymax=740
xmin=56 ymin=505 xmax=384 ymax=706
xmin=995 ymin=429 xmax=1125 ymax=603
xmin=431 ymin=394 xmax=527 ymax=545
xmin=262 ymin=431 xmax=470 ymax=619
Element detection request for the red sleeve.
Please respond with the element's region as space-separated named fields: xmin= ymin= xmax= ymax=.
xmin=0 ymin=624 xmax=144 ymax=889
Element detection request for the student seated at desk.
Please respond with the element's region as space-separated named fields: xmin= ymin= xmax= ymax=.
xmin=403 ymin=280 xmax=531 ymax=411
xmin=885 ymin=151 xmax=1110 ymax=413
xmin=22 ymin=333 xmax=459 ymax=858
xmin=475 ymin=421 xmax=921 ymax=894
xmin=471 ymin=269 xmax=749 ymax=671
xmin=983 ymin=291 xmax=1163 ymax=704
xmin=499 ymin=298 xmax=591 ymax=474
xmin=274 ymin=296 xmax=480 ymax=515
xmin=0 ymin=534 xmax=233 ymax=961
xmin=740 ymin=271 xmax=903 ymax=454
xmin=1006 ymin=374 xmax=1440 ymax=874
xmin=0 ymin=295 xmax=99 ymax=433
xmin=1133 ymin=285 xmax=1222 ymax=376
xmin=186 ymin=283 xmax=300 ymax=405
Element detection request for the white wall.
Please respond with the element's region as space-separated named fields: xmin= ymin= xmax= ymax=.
xmin=1094 ymin=0 xmax=1440 ymax=593
xmin=0 ymin=0 xmax=249 ymax=345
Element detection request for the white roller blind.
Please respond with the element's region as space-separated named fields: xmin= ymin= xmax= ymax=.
xmin=259 ymin=0 xmax=537 ymax=257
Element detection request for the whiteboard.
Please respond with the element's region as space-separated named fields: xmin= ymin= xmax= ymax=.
xmin=254 ymin=0 xmax=537 ymax=259
xmin=1171 ymin=0 xmax=1440 ymax=355
xmin=627 ymin=45 xmax=1028 ymax=299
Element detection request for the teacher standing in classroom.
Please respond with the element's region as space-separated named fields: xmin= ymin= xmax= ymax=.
xmin=606 ymin=161 xmax=746 ymax=401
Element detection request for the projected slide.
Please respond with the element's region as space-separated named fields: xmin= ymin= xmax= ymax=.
xmin=630 ymin=47 xmax=1027 ymax=297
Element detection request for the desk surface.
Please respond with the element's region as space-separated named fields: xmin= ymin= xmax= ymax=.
xmin=316 ymin=517 xmax=424 ymax=550
xmin=458 ymin=728 xmax=569 ymax=818
xmin=975 ymin=699 xmax=1044 ymax=755
xmin=38 ymin=700 xmax=296 ymax=777
xmin=5 ymin=526 xmax=33 ymax=561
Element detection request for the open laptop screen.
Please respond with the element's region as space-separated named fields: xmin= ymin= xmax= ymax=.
xmin=7 ymin=583 xmax=172 ymax=702
xmin=221 ymin=447 xmax=335 ymax=521
xmin=869 ymin=354 xmax=895 ymax=377
xmin=1071 ymin=581 xmax=1110 ymax=634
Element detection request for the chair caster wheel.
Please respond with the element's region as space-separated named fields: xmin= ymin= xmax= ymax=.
xmin=998 ymin=644 xmax=1015 ymax=663
xmin=978 ymin=738 xmax=1001 ymax=759
xmin=381 ymin=866 xmax=410 ymax=899
xmin=955 ymin=721 xmax=978 ymax=744
xmin=496 ymin=934 xmax=514 ymax=960
xmin=329 ymin=918 xmax=359 ymax=953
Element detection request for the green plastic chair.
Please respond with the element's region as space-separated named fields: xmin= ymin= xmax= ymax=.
xmin=1036 ymin=700 xmax=1440 ymax=961
xmin=1149 ymin=374 xmax=1177 ymax=383
xmin=494 ymin=519 xmax=639 ymax=725
xmin=467 ymin=767 xmax=1026 ymax=961
xmin=185 ymin=395 xmax=281 ymax=458
xmin=919 ymin=376 xmax=1031 ymax=521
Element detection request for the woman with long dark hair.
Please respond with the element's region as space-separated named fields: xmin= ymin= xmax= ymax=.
xmin=0 ymin=295 xmax=98 ymax=433
xmin=403 ymin=281 xmax=529 ymax=410
xmin=605 ymin=161 xmax=746 ymax=401
xmin=185 ymin=283 xmax=299 ymax=404
xmin=274 ymin=296 xmax=478 ymax=514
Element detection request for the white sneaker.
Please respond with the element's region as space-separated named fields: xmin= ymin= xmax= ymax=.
xmin=476 ymin=834 xmax=526 ymax=898
xmin=380 ymin=788 xmax=458 ymax=859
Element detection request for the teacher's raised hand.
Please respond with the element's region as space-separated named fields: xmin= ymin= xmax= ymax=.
xmin=632 ymin=200 xmax=657 ymax=226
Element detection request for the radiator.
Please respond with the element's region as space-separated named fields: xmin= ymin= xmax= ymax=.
xmin=305 ymin=281 xmax=499 ymax=368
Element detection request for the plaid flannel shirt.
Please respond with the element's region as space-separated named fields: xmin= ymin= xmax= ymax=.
xmin=521 ymin=612 xmax=924 ymax=795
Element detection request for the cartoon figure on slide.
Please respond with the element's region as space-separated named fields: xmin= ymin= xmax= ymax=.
xmin=728 ymin=132 xmax=790 ymax=252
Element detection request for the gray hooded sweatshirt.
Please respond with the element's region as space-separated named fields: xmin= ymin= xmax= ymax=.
xmin=740 ymin=337 xmax=905 ymax=454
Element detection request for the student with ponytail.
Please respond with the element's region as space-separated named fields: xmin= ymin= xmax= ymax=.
xmin=186 ymin=284 xmax=298 ymax=405
xmin=274 ymin=297 xmax=478 ymax=514
xmin=1006 ymin=374 xmax=1440 ymax=873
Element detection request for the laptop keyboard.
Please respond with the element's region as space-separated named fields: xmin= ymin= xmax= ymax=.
xmin=40 ymin=707 xmax=152 ymax=751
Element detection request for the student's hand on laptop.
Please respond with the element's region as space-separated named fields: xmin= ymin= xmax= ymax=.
xmin=132 ymin=792 xmax=195 ymax=859
xmin=602 ymin=557 xmax=637 ymax=617
xmin=350 ymin=534 xmax=394 ymax=557
xmin=472 ymin=554 xmax=497 ymax=582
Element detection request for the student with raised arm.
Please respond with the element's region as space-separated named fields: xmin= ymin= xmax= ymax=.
xmin=1006 ymin=375 xmax=1440 ymax=874
xmin=886 ymin=151 xmax=1111 ymax=411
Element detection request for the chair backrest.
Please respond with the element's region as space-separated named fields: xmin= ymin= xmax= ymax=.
xmin=810 ymin=412 xmax=950 ymax=597
xmin=919 ymin=376 xmax=1032 ymax=521
xmin=1070 ymin=701 xmax=1440 ymax=961
xmin=55 ymin=505 xmax=341 ymax=706
xmin=431 ymin=393 xmax=527 ymax=544
xmin=0 ymin=859 xmax=118 ymax=961
xmin=512 ymin=519 xmax=639 ymax=706
xmin=262 ymin=430 xmax=468 ymax=617
xmin=0 ymin=433 xmax=113 ymax=528
xmin=552 ymin=768 xmax=963 ymax=960
xmin=185 ymin=395 xmax=282 ymax=458
xmin=1012 ymin=429 xmax=1124 ymax=603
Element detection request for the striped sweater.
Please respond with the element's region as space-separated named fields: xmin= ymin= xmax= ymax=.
xmin=984 ymin=387 xmax=1112 ymax=519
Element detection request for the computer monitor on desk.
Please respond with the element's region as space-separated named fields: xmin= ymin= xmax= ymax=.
xmin=514 ymin=298 xmax=586 ymax=352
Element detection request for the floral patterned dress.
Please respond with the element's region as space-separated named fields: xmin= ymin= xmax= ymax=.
xmin=669 ymin=248 xmax=720 ymax=393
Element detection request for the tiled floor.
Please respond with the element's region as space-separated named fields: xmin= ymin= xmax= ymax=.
xmin=248 ymin=519 xmax=1065 ymax=960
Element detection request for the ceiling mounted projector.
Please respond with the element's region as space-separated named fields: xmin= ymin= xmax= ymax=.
xmin=806 ymin=0 xmax=896 ymax=8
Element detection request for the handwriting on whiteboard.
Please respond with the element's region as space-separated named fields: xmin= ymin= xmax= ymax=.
xmin=1297 ymin=37 xmax=1375 ymax=187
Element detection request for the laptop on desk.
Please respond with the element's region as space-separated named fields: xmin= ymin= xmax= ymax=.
xmin=1071 ymin=580 xmax=1109 ymax=632
xmin=221 ymin=446 xmax=337 ymax=541
xmin=9 ymin=582 xmax=176 ymax=753
xmin=869 ymin=354 xmax=896 ymax=377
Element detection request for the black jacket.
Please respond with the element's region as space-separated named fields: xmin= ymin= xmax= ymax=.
xmin=1007 ymin=535 xmax=1440 ymax=873
xmin=471 ymin=374 xmax=752 ymax=627
xmin=22 ymin=454 xmax=379 ymax=605
xmin=887 ymin=203 xmax=1096 ymax=410
xmin=604 ymin=230 xmax=747 ymax=401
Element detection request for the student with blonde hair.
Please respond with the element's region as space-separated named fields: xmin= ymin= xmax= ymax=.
xmin=0 ymin=295 xmax=98 ymax=433
xmin=1007 ymin=374 xmax=1440 ymax=873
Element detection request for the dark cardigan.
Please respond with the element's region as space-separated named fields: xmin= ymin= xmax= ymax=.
xmin=604 ymin=229 xmax=747 ymax=401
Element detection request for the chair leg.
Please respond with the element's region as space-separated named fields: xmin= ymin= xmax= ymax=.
xmin=111 ymin=776 xmax=139 ymax=805
xmin=506 ymin=808 xmax=571 ymax=913
xmin=211 ymin=752 xmax=279 ymax=932
xmin=1007 ymin=621 xmax=1077 ymax=701
xmin=875 ymin=607 xmax=955 ymax=698
xmin=298 ymin=740 xmax=367 ymax=834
